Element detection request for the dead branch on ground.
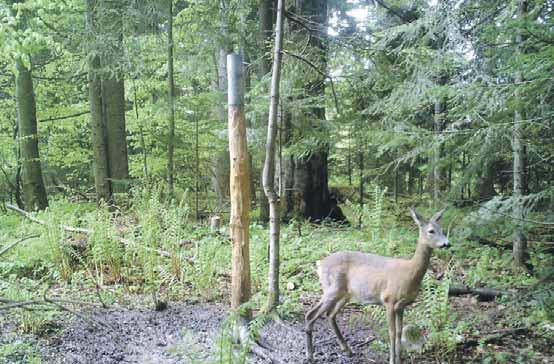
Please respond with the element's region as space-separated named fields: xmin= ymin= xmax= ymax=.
xmin=448 ymin=285 xmax=512 ymax=301
xmin=0 ymin=234 xmax=40 ymax=257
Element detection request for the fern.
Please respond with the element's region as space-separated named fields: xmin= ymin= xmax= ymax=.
xmin=410 ymin=266 xmax=461 ymax=359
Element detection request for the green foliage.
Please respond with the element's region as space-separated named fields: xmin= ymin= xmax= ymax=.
xmin=414 ymin=271 xmax=462 ymax=356
xmin=0 ymin=341 xmax=41 ymax=364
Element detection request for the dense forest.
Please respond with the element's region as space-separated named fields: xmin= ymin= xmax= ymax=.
xmin=0 ymin=0 xmax=553 ymax=363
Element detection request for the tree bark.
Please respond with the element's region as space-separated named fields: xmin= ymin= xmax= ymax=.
xmin=512 ymin=0 xmax=529 ymax=269
xmin=87 ymin=51 xmax=112 ymax=203
xmin=257 ymin=0 xmax=274 ymax=223
xmin=15 ymin=58 xmax=48 ymax=211
xmin=476 ymin=160 xmax=497 ymax=201
xmin=167 ymin=0 xmax=175 ymax=196
xmin=227 ymin=54 xmax=252 ymax=336
xmin=432 ymin=96 xmax=445 ymax=200
xmin=262 ymin=0 xmax=284 ymax=313
xmin=86 ymin=0 xmax=128 ymax=201
xmin=358 ymin=150 xmax=364 ymax=227
xmin=102 ymin=76 xmax=129 ymax=192
xmin=283 ymin=0 xmax=345 ymax=222
xmin=212 ymin=6 xmax=232 ymax=209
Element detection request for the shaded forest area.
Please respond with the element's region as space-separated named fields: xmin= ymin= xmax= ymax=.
xmin=1 ymin=0 xmax=553 ymax=363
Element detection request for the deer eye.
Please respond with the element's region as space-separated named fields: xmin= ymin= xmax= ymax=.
xmin=428 ymin=229 xmax=435 ymax=234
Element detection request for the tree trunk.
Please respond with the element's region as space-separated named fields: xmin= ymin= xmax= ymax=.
xmin=86 ymin=0 xmax=112 ymax=203
xmin=512 ymin=0 xmax=529 ymax=269
xmin=476 ymin=160 xmax=497 ymax=201
xmin=86 ymin=0 xmax=128 ymax=201
xmin=284 ymin=0 xmax=345 ymax=222
xmin=100 ymin=0 xmax=129 ymax=193
xmin=227 ymin=54 xmax=251 ymax=338
xmin=432 ymin=97 xmax=445 ymax=200
xmin=358 ymin=150 xmax=364 ymax=227
xmin=257 ymin=0 xmax=273 ymax=223
xmin=167 ymin=0 xmax=175 ymax=196
xmin=12 ymin=125 xmax=24 ymax=209
xmin=102 ymin=76 xmax=129 ymax=192
xmin=262 ymin=0 xmax=284 ymax=312
xmin=212 ymin=37 xmax=232 ymax=209
xmin=15 ymin=58 xmax=48 ymax=211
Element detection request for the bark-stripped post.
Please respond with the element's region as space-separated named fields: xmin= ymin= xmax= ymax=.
xmin=227 ymin=53 xmax=252 ymax=334
xmin=262 ymin=0 xmax=284 ymax=313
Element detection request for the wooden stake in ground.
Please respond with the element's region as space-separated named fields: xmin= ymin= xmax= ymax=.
xmin=262 ymin=0 xmax=284 ymax=313
xmin=227 ymin=53 xmax=252 ymax=332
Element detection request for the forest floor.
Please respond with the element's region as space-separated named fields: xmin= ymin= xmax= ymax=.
xmin=1 ymin=293 xmax=552 ymax=363
xmin=1 ymin=198 xmax=553 ymax=363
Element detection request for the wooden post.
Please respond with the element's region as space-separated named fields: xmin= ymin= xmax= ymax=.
xmin=227 ymin=54 xmax=251 ymax=327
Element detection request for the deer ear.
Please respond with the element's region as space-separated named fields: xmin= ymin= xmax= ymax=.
xmin=430 ymin=207 xmax=448 ymax=222
xmin=409 ymin=207 xmax=425 ymax=228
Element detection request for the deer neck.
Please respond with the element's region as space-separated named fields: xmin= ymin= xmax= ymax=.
xmin=409 ymin=239 xmax=432 ymax=281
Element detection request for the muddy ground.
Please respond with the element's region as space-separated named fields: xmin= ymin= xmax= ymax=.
xmin=2 ymin=300 xmax=384 ymax=364
xmin=1 ymin=297 xmax=552 ymax=363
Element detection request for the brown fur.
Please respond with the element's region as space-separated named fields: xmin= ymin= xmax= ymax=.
xmin=304 ymin=208 xmax=449 ymax=364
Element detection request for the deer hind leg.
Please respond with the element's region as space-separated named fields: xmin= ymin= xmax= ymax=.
xmin=305 ymin=294 xmax=341 ymax=363
xmin=327 ymin=296 xmax=352 ymax=356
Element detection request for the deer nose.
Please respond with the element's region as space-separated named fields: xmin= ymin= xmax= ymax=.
xmin=442 ymin=240 xmax=450 ymax=248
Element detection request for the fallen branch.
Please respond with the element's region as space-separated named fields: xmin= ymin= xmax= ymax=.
xmin=0 ymin=299 xmax=45 ymax=310
xmin=43 ymin=294 xmax=112 ymax=331
xmin=0 ymin=234 xmax=40 ymax=257
xmin=7 ymin=204 xmax=91 ymax=234
xmin=0 ymin=294 xmax=111 ymax=330
xmin=448 ymin=285 xmax=512 ymax=301
xmin=467 ymin=235 xmax=509 ymax=250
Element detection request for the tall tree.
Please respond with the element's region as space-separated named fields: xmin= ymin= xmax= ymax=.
xmin=15 ymin=58 xmax=49 ymax=211
xmin=512 ymin=0 xmax=529 ymax=269
xmin=86 ymin=0 xmax=130 ymax=202
xmin=101 ymin=0 xmax=129 ymax=192
xmin=212 ymin=0 xmax=232 ymax=209
xmin=263 ymin=0 xmax=284 ymax=313
xmin=257 ymin=0 xmax=273 ymax=223
xmin=6 ymin=0 xmax=50 ymax=211
xmin=283 ymin=0 xmax=344 ymax=222
xmin=167 ymin=0 xmax=176 ymax=196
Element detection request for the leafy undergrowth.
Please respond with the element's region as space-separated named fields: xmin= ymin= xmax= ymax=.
xmin=1 ymin=188 xmax=553 ymax=363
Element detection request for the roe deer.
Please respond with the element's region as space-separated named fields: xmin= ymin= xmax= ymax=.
xmin=305 ymin=208 xmax=449 ymax=364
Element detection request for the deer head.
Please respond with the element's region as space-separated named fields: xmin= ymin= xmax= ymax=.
xmin=409 ymin=207 xmax=449 ymax=249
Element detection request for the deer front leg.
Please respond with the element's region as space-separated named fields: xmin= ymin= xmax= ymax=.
xmin=395 ymin=309 xmax=404 ymax=364
xmin=386 ymin=303 xmax=396 ymax=364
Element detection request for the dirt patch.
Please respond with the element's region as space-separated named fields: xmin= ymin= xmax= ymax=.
xmin=2 ymin=298 xmax=551 ymax=363
xmin=2 ymin=301 xmax=386 ymax=363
